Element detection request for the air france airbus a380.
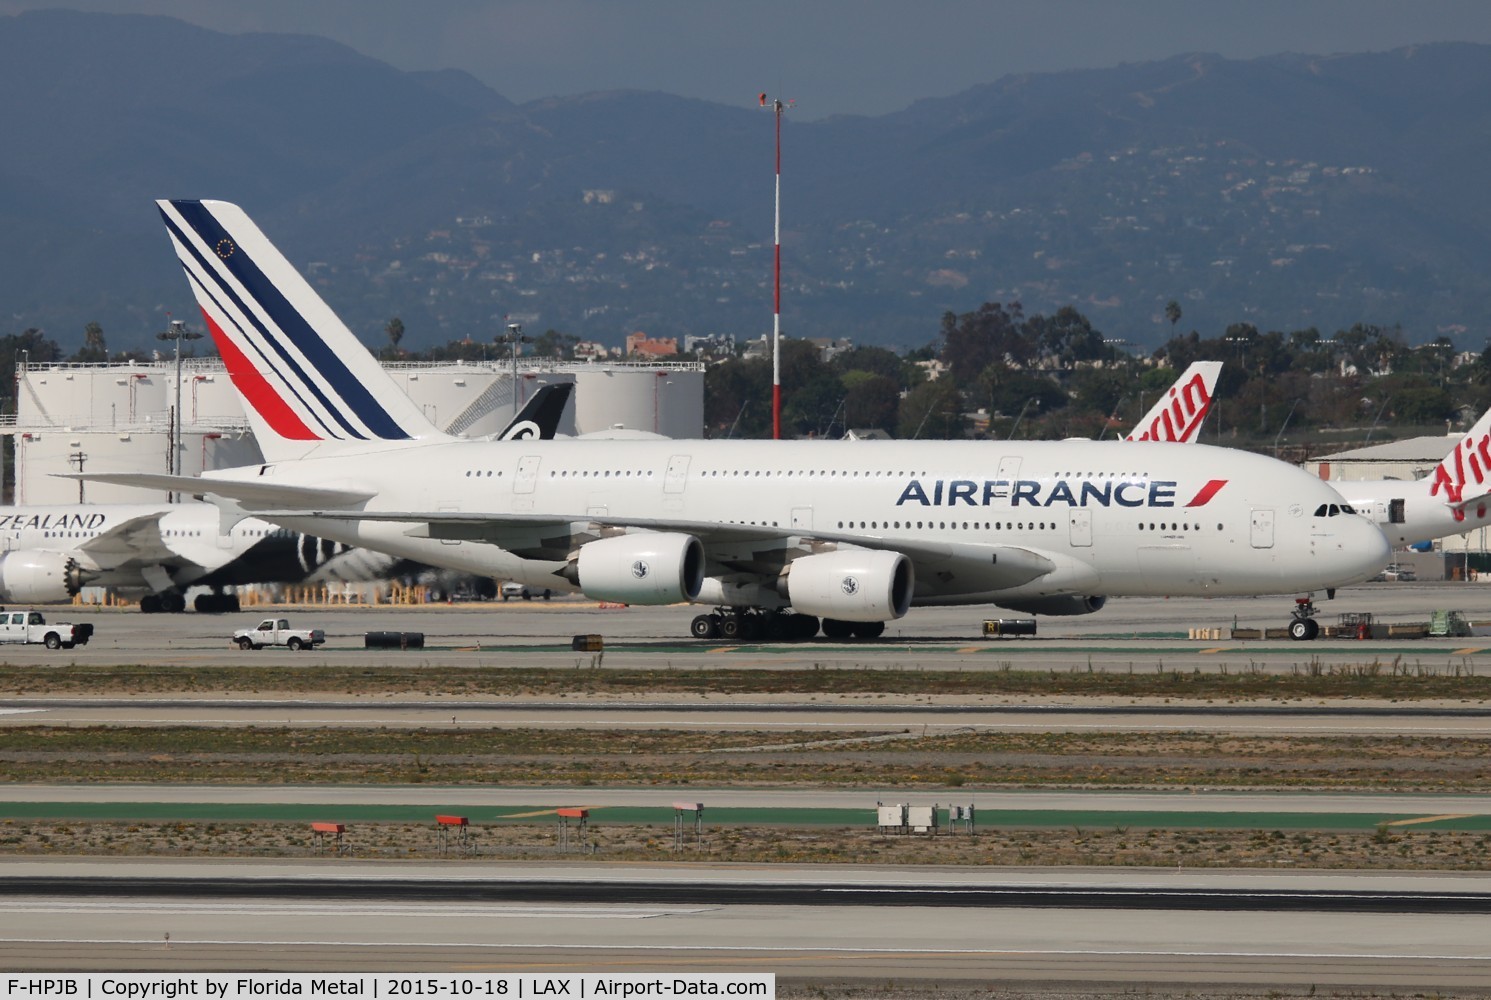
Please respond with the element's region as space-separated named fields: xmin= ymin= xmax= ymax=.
xmin=76 ymin=200 xmax=1387 ymax=641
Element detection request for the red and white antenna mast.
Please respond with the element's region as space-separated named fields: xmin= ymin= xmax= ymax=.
xmin=760 ymin=93 xmax=792 ymax=439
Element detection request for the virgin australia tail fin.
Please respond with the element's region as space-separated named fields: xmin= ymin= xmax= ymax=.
xmin=1428 ymin=403 xmax=1491 ymax=517
xmin=156 ymin=199 xmax=450 ymax=463
xmin=1126 ymin=361 xmax=1222 ymax=442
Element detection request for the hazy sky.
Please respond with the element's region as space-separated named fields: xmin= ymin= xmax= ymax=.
xmin=7 ymin=0 xmax=1491 ymax=118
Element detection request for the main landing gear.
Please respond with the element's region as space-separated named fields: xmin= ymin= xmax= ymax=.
xmin=139 ymin=591 xmax=241 ymax=614
xmin=194 ymin=591 xmax=241 ymax=614
xmin=1288 ymin=596 xmax=1320 ymax=641
xmin=139 ymin=592 xmax=186 ymax=614
xmin=687 ymin=608 xmax=886 ymax=641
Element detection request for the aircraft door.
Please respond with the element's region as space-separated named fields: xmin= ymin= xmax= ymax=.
xmin=1250 ymin=508 xmax=1275 ymax=549
xmin=992 ymin=457 xmax=1022 ymax=501
xmin=664 ymin=455 xmax=690 ymax=494
xmin=1069 ymin=508 xmax=1092 ymax=547
xmin=515 ymin=456 xmax=541 ymax=494
xmin=1388 ymin=498 xmax=1406 ymax=524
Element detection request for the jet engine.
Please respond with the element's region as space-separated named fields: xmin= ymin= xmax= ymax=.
xmin=996 ymin=595 xmax=1107 ymax=616
xmin=783 ymin=549 xmax=913 ymax=622
xmin=575 ymin=533 xmax=704 ymax=605
xmin=0 ymin=552 xmax=87 ymax=603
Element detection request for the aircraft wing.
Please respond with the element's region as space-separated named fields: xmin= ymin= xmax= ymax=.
xmin=58 ymin=472 xmax=375 ymax=509
xmin=74 ymin=510 xmax=226 ymax=582
xmin=75 ymin=511 xmax=181 ymax=565
xmin=258 ymin=509 xmax=1058 ymax=595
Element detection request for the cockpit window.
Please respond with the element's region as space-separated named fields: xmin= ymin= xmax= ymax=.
xmin=1314 ymin=503 xmax=1354 ymax=517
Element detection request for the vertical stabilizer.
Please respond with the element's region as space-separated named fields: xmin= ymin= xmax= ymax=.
xmin=157 ymin=199 xmax=449 ymax=463
xmin=1428 ymin=404 xmax=1491 ymax=516
xmin=1126 ymin=361 xmax=1222 ymax=443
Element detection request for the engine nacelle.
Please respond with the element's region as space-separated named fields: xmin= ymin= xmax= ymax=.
xmin=996 ymin=595 xmax=1107 ymax=617
xmin=0 ymin=551 xmax=85 ymax=603
xmin=575 ymin=533 xmax=704 ymax=605
xmin=784 ymin=549 xmax=913 ymax=623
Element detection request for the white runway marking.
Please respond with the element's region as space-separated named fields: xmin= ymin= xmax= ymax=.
xmin=1 ymin=901 xmax=704 ymax=919
xmin=0 ymin=938 xmax=1484 ymax=960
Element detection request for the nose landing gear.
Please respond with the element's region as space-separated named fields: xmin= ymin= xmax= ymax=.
xmin=1288 ymin=596 xmax=1320 ymax=641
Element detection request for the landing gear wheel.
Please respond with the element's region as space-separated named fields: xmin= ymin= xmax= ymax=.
xmin=161 ymin=593 xmax=186 ymax=614
xmin=821 ymin=618 xmax=854 ymax=640
xmin=737 ymin=614 xmax=764 ymax=641
xmin=719 ymin=615 xmax=743 ymax=640
xmin=690 ymin=614 xmax=721 ymax=639
xmin=791 ymin=614 xmax=821 ymax=640
xmin=1288 ymin=618 xmax=1320 ymax=641
xmin=850 ymin=620 xmax=886 ymax=639
xmin=764 ymin=613 xmax=794 ymax=641
xmin=140 ymin=594 xmax=162 ymax=614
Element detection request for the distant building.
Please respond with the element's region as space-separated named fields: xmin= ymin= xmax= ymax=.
xmin=684 ymin=333 xmax=735 ymax=357
xmin=573 ymin=340 xmax=614 ymax=360
xmin=625 ymin=332 xmax=678 ymax=358
xmin=915 ymin=358 xmax=948 ymax=381
xmin=811 ymin=337 xmax=854 ymax=362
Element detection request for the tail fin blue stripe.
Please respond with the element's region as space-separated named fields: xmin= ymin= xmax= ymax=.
xmin=169 ymin=201 xmax=411 ymax=441
xmin=179 ymin=262 xmax=342 ymax=440
xmin=162 ymin=209 xmax=352 ymax=440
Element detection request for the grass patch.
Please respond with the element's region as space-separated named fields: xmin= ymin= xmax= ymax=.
xmin=1 ymin=725 xmax=1488 ymax=790
xmin=2 ymin=662 xmax=1491 ymax=699
xmin=4 ymin=819 xmax=1491 ymax=871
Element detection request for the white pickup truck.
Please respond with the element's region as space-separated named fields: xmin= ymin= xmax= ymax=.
xmin=0 ymin=610 xmax=94 ymax=649
xmin=232 ymin=618 xmax=326 ymax=651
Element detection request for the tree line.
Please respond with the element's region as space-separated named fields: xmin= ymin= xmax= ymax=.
xmin=7 ymin=305 xmax=1489 ymax=453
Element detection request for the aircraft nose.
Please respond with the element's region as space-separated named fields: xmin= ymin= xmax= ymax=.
xmin=1339 ymin=516 xmax=1391 ymax=584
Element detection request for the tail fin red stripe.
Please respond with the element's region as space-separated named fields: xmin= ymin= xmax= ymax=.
xmin=200 ymin=308 xmax=319 ymax=441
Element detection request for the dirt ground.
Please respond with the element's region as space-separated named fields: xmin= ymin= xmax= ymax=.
xmin=3 ymin=817 xmax=1487 ymax=870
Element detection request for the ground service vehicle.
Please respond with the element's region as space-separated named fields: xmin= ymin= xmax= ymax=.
xmin=0 ymin=609 xmax=94 ymax=649
xmin=232 ymin=618 xmax=325 ymax=650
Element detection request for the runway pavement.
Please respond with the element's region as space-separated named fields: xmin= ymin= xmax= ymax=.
xmin=1 ymin=861 xmax=1489 ymax=985
xmin=5 ymin=583 xmax=1491 ymax=987
xmin=15 ymin=581 xmax=1491 ymax=673
xmin=7 ymin=699 xmax=1491 ymax=735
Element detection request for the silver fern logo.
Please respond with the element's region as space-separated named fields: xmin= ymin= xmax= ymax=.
xmin=632 ymin=560 xmax=650 ymax=579
xmin=841 ymin=576 xmax=859 ymax=596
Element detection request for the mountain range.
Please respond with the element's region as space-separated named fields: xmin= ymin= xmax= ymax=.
xmin=3 ymin=8 xmax=1491 ymax=353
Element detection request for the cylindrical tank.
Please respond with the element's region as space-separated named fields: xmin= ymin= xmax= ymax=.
xmin=572 ymin=366 xmax=703 ymax=437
